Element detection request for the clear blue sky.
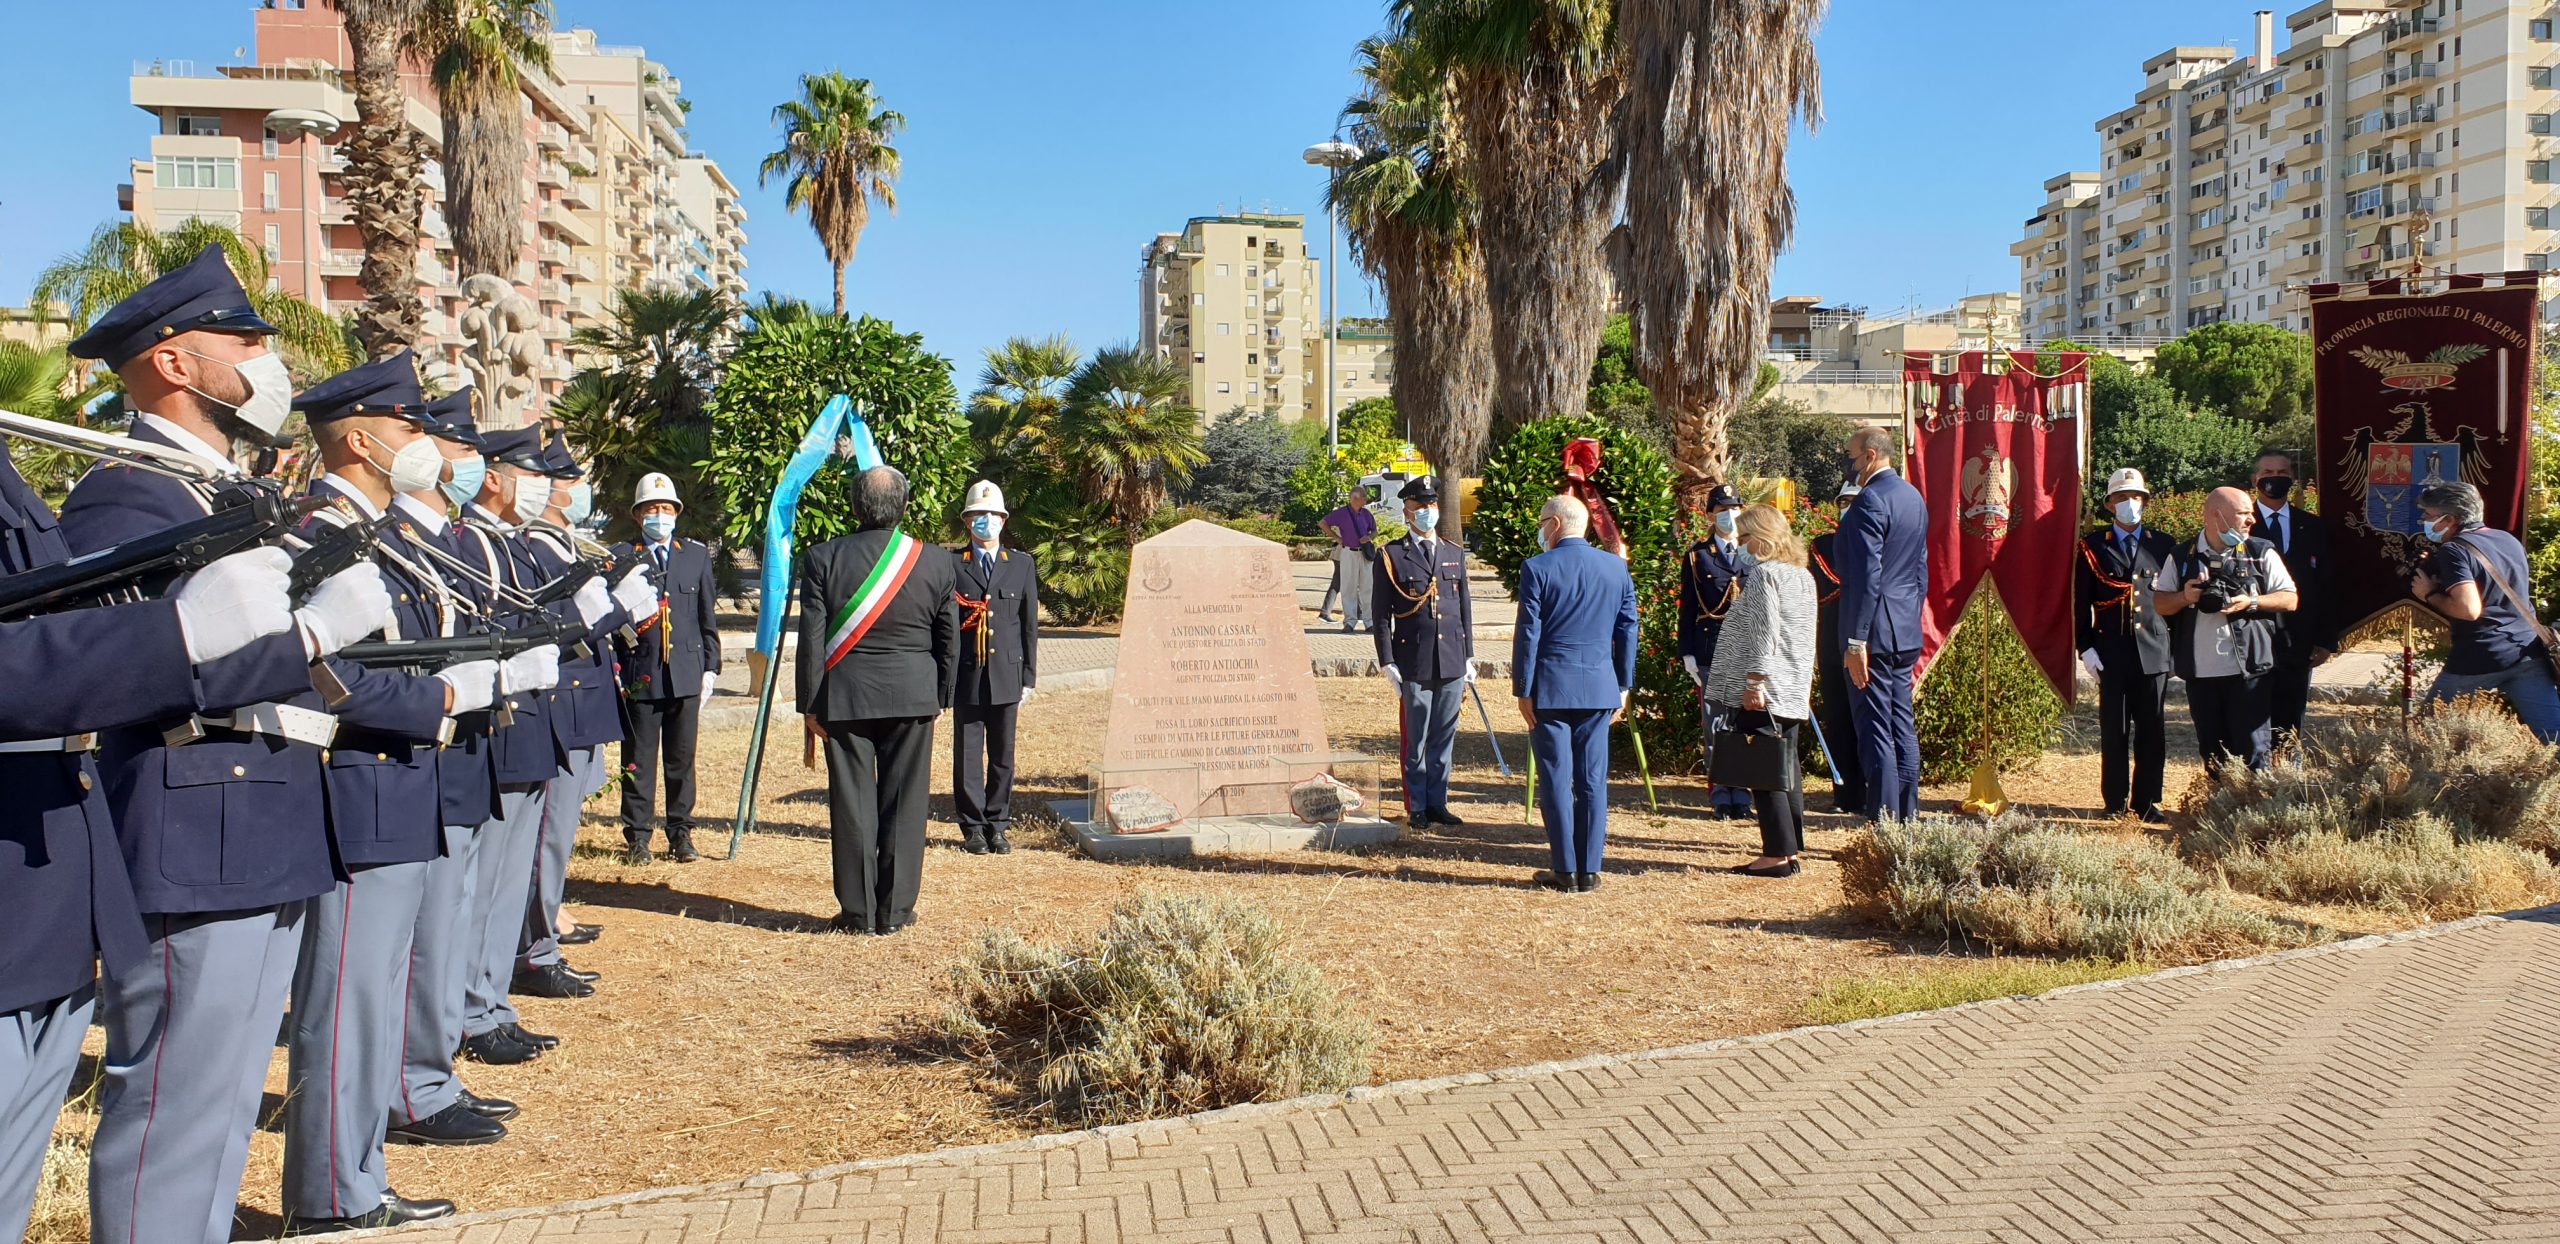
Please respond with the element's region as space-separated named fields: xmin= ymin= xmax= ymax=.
xmin=0 ymin=0 xmax=2257 ymax=386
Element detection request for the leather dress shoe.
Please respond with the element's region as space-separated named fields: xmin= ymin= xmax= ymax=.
xmin=618 ymin=843 xmax=653 ymax=866
xmin=826 ymin=913 xmax=866 ymax=934
xmin=1734 ymin=859 xmax=1801 ymax=878
xmin=960 ymin=829 xmax=990 ymax=855
xmin=386 ymin=1101 xmax=506 ymax=1146
xmin=285 ymin=1191 xmax=458 ymax=1234
xmin=503 ymin=1021 xmax=560 ymax=1050
xmin=668 ymin=833 xmax=700 ymax=863
xmin=1406 ymin=811 xmax=1435 ymax=831
xmin=988 ymin=828 xmax=1013 ymax=854
xmin=874 ymin=917 xmax=915 ymax=937
xmin=1575 ymin=872 xmax=1600 ymax=892
xmin=2139 ymin=806 xmax=2170 ymax=825
xmin=459 ymin=1087 xmax=519 ymax=1120
xmin=559 ymin=923 xmax=601 ymax=946
xmin=510 ymin=963 xmax=594 ymax=999
xmin=1431 ymin=808 xmax=1467 ymax=827
xmin=1529 ymin=870 xmax=1577 ymax=892
xmin=563 ymin=964 xmax=601 ymax=984
xmin=459 ymin=1029 xmax=541 ymax=1065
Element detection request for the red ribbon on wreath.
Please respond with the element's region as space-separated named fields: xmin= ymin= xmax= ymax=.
xmin=1559 ymin=437 xmax=1625 ymax=556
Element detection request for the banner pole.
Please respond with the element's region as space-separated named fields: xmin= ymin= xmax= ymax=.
xmin=1958 ymin=598 xmax=2010 ymax=818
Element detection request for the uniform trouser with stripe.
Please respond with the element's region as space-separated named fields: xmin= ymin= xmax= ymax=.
xmin=283 ymin=859 xmax=430 ymax=1218
xmin=523 ymin=746 xmax=602 ymax=970
xmin=396 ymin=823 xmax=478 ymax=1126
xmin=0 ymin=986 xmax=92 ymax=1241
xmin=89 ymin=904 xmax=306 ymax=1244
xmin=464 ymin=786 xmax=545 ymax=1037
xmin=1398 ymin=677 xmax=1466 ymax=817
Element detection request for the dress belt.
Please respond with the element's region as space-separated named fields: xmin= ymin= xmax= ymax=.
xmin=0 ymin=733 xmax=96 ymax=754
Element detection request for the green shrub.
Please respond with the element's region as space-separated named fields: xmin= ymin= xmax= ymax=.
xmin=1216 ymin=515 xmax=1297 ymax=545
xmin=1801 ymin=957 xmax=2151 ymax=1025
xmin=941 ymin=891 xmax=1374 ymax=1126
xmin=2182 ymin=695 xmax=2560 ymax=913
xmin=1913 ymin=587 xmax=2066 ymax=783
xmin=1838 ymin=815 xmax=2320 ymax=962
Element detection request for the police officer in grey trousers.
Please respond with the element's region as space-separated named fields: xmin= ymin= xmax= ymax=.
xmin=56 ymin=246 xmax=422 ymax=1241
xmin=517 ymin=435 xmax=654 ymax=996
xmin=275 ymin=354 xmax=500 ymax=1234
xmin=0 ymin=449 xmax=307 ymax=1241
xmin=451 ymin=429 xmax=579 ymax=1065
xmin=1372 ymin=476 xmax=1476 ymax=829
xmin=387 ymin=386 xmax=526 ymax=1146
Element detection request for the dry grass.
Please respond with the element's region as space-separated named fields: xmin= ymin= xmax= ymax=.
xmin=942 ymin=890 xmax=1373 ymax=1125
xmin=1800 ymin=957 xmax=2153 ymax=1026
xmin=1839 ymin=814 xmax=2323 ymax=961
xmin=2183 ymin=695 xmax=2560 ymax=915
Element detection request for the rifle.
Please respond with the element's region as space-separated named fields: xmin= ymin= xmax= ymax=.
xmin=334 ymin=615 xmax=586 ymax=674
xmin=0 ymin=484 xmax=321 ymax=620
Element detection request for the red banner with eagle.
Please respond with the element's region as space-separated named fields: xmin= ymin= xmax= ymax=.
xmin=2310 ymin=275 xmax=2538 ymax=636
xmin=1902 ymin=349 xmax=2088 ymax=700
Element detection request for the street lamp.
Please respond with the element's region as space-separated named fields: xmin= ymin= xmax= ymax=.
xmin=266 ymin=108 xmax=342 ymax=302
xmin=1303 ymin=139 xmax=1362 ymax=459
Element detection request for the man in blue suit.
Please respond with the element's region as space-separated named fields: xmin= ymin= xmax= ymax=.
xmin=1833 ymin=426 xmax=1929 ymax=822
xmin=1510 ymin=494 xmax=1638 ymax=893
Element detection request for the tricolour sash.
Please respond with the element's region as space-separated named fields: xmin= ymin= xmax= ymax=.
xmin=822 ymin=528 xmax=923 ymax=671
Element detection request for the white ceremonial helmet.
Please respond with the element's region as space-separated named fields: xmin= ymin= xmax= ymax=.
xmin=962 ymin=479 xmax=1007 ymax=516
xmin=634 ymin=471 xmax=682 ymax=511
xmin=2105 ymin=467 xmax=2151 ymax=497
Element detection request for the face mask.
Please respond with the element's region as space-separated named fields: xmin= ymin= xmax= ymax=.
xmin=368 ymin=431 xmax=445 ymax=495
xmin=2423 ymin=516 xmax=2452 ymax=544
xmin=968 ymin=513 xmax=1002 ymax=541
xmin=640 ymin=512 xmax=676 ymax=543
xmin=511 ymin=475 xmax=552 ymax=524
xmin=177 ymin=347 xmax=294 ymax=441
xmin=1732 ymin=547 xmax=1760 ymax=570
xmin=564 ymin=480 xmax=594 ymax=526
xmin=2114 ymin=499 xmax=2143 ymax=526
xmin=1538 ymin=520 xmax=1557 ymax=552
xmin=2257 ymin=476 xmax=2294 ymax=503
xmin=1713 ymin=510 xmax=1738 ymax=537
xmin=440 ymin=453 xmax=485 ymax=508
xmin=2220 ymin=527 xmax=2248 ymax=550
xmin=1843 ymin=454 xmax=1865 ymax=485
xmin=1411 ymin=506 xmax=1439 ymax=534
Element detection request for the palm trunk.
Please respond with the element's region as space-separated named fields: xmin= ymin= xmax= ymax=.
xmin=1382 ymin=231 xmax=1492 ymax=547
xmin=443 ymin=86 xmax=528 ymax=281
xmin=831 ymin=262 xmax=846 ymax=317
xmin=340 ymin=0 xmax=428 ymax=360
xmin=1457 ymin=66 xmax=1626 ymax=438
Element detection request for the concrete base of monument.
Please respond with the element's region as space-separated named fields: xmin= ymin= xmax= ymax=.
xmin=1048 ymin=799 xmax=1402 ymax=861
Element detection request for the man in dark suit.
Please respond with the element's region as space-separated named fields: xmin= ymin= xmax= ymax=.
xmin=615 ymin=472 xmax=722 ymax=864
xmin=1373 ymin=475 xmax=1473 ymax=829
xmin=1511 ymin=494 xmax=1639 ymax=893
xmin=799 ymin=466 xmax=959 ymax=934
xmin=1807 ymin=481 xmax=1866 ymax=814
xmin=2251 ymin=451 xmax=2333 ymax=752
xmin=1835 ymin=425 xmax=1929 ymax=823
xmin=1677 ymin=483 xmax=1755 ymax=819
xmin=2076 ymin=468 xmax=2178 ymax=823
xmin=951 ymin=480 xmax=1039 ymax=855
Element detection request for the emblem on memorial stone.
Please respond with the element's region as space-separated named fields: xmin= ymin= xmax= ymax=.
xmin=1138 ymin=552 xmax=1174 ymax=595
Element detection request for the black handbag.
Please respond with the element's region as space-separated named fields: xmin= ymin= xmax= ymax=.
xmin=1707 ymin=709 xmax=1797 ymax=792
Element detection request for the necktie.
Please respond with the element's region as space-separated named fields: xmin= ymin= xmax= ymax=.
xmin=653 ymin=544 xmax=668 ymax=574
xmin=2264 ymin=511 xmax=2284 ymax=555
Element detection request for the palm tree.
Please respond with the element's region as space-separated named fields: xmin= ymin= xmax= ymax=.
xmin=1622 ymin=0 xmax=1825 ymax=506
xmin=31 ymin=219 xmax=352 ymax=381
xmin=1057 ymin=345 xmax=1206 ymax=538
xmin=415 ymin=0 xmax=554 ymax=280
xmin=0 ymin=341 xmax=117 ymax=501
xmin=760 ymin=72 xmax=903 ymax=315
xmin=339 ymin=0 xmax=432 ymax=358
xmin=558 ymin=287 xmax=734 ymax=541
xmin=1333 ymin=35 xmax=1493 ymax=541
xmin=1392 ymin=0 xmax=1625 ymax=435
xmin=967 ymin=333 xmax=1080 ymax=469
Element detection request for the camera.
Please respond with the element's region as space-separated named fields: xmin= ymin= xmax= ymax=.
xmin=2190 ymin=552 xmax=2250 ymax=613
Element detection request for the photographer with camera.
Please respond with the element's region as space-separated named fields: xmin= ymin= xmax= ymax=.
xmin=2153 ymin=487 xmax=2298 ymax=775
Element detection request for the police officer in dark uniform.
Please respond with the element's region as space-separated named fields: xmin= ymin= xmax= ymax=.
xmin=1372 ymin=476 xmax=1474 ymax=828
xmin=613 ymin=471 xmax=723 ymax=864
xmin=1678 ymin=484 xmax=1755 ymax=818
xmin=1807 ymin=481 xmax=1867 ymax=815
xmin=58 ymin=245 xmax=419 ymax=1243
xmin=277 ymin=353 xmax=495 ymax=1233
xmin=388 ymin=386 xmax=517 ymax=1145
xmin=0 ymin=448 xmax=303 ymax=1241
xmin=950 ymin=480 xmax=1039 ymax=854
xmin=2076 ymin=469 xmax=2179 ymax=822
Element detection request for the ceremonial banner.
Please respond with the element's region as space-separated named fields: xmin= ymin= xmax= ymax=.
xmin=2310 ymin=275 xmax=2538 ymax=635
xmin=1902 ymin=350 xmax=2088 ymax=699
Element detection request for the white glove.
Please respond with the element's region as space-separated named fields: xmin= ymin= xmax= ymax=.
xmin=1682 ymin=655 xmax=1702 ymax=687
xmin=1380 ymin=663 xmax=1402 ymax=689
xmin=172 ymin=547 xmax=295 ymax=664
xmin=294 ymin=563 xmax=391 ymax=659
xmin=612 ymin=566 xmax=657 ymax=618
xmin=2081 ymin=648 xmax=2103 ymax=677
xmin=499 ymin=643 xmax=561 ymax=693
xmin=436 ymin=659 xmax=498 ymax=715
xmin=572 ymin=576 xmax=613 ymax=628
xmin=1463 ymin=658 xmax=1478 ymax=685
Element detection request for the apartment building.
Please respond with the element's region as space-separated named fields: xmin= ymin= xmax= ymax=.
xmin=2011 ymin=173 xmax=2105 ymax=343
xmin=1139 ymin=214 xmax=1327 ymax=421
xmin=2017 ymin=0 xmax=2560 ymax=340
xmin=120 ymin=1 xmax=746 ymax=409
xmin=547 ymin=30 xmax=750 ymax=309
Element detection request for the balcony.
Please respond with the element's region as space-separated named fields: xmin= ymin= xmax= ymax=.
xmin=537 ymin=159 xmax=567 ymax=188
xmin=2384 ymin=15 xmax=2438 ymax=43
xmin=319 ymin=196 xmax=352 ymax=225
xmin=539 ymin=280 xmax=570 ymax=304
xmin=319 ymin=248 xmax=362 ymax=277
xmin=2382 ymin=62 xmax=2439 ymax=87
xmin=537 ymin=122 xmax=567 ymax=152
xmin=417 ymin=251 xmax=449 ymax=285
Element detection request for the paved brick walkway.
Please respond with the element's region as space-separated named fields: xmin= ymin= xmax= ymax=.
xmin=385 ymin=908 xmax=2560 ymax=1242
